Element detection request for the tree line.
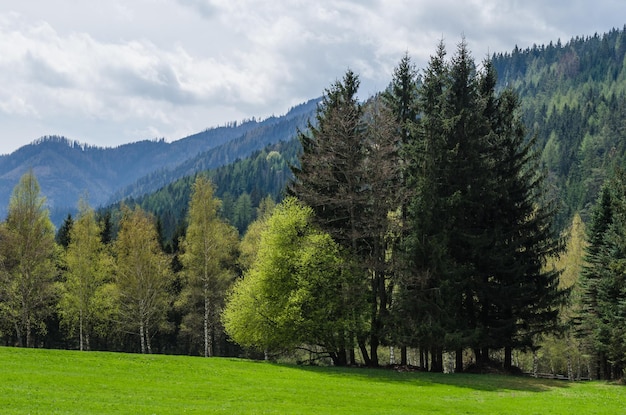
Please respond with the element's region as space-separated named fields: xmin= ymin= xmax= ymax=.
xmin=226 ymin=39 xmax=567 ymax=372
xmin=1 ymin=39 xmax=624 ymax=378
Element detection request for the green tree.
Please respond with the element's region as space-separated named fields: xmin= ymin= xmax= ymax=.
xmin=178 ymin=176 xmax=238 ymax=357
xmin=56 ymin=213 xmax=73 ymax=248
xmin=238 ymin=196 xmax=275 ymax=272
xmin=0 ymin=170 xmax=58 ymax=347
xmin=578 ymin=169 xmax=626 ymax=379
xmin=290 ymin=70 xmax=404 ymax=366
xmin=223 ymin=198 xmax=367 ymax=365
xmin=114 ymin=205 xmax=171 ymax=354
xmin=58 ymin=198 xmax=112 ymax=351
xmin=401 ymin=41 xmax=566 ymax=372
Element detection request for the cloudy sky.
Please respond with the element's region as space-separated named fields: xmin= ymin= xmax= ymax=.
xmin=0 ymin=0 xmax=624 ymax=155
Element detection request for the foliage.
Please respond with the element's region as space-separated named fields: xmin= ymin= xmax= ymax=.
xmin=57 ymin=198 xmax=113 ymax=351
xmin=578 ymin=169 xmax=626 ymax=379
xmin=113 ymin=205 xmax=172 ymax=354
xmin=223 ymin=198 xmax=367 ymax=365
xmin=0 ymin=170 xmax=58 ymax=347
xmin=178 ymin=176 xmax=238 ymax=357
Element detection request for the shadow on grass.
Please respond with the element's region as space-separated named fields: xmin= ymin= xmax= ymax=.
xmin=278 ymin=363 xmax=573 ymax=393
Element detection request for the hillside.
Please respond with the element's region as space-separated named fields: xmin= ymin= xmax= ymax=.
xmin=0 ymin=99 xmax=318 ymax=225
xmin=492 ymin=26 xmax=626 ymax=227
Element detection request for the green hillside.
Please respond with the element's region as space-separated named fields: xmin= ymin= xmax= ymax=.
xmin=493 ymin=27 xmax=626 ymax=227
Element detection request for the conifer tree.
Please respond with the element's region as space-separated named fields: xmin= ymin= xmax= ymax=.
xmin=578 ymin=169 xmax=626 ymax=379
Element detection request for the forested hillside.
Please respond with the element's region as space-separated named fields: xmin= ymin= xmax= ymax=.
xmin=493 ymin=27 xmax=626 ymax=227
xmin=114 ymin=139 xmax=299 ymax=241
xmin=0 ymin=99 xmax=318 ymax=225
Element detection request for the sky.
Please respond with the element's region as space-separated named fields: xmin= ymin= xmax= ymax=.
xmin=0 ymin=0 xmax=625 ymax=155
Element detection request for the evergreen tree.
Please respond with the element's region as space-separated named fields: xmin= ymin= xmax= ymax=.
xmin=578 ymin=169 xmax=626 ymax=379
xmin=290 ymin=70 xmax=404 ymax=366
xmin=56 ymin=213 xmax=74 ymax=248
xmin=402 ymin=41 xmax=566 ymax=372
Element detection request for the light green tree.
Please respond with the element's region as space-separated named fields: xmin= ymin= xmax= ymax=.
xmin=114 ymin=205 xmax=171 ymax=354
xmin=223 ymin=198 xmax=367 ymax=365
xmin=179 ymin=176 xmax=238 ymax=357
xmin=0 ymin=170 xmax=58 ymax=347
xmin=58 ymin=197 xmax=113 ymax=351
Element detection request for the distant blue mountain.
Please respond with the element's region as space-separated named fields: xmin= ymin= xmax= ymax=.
xmin=0 ymin=98 xmax=319 ymax=225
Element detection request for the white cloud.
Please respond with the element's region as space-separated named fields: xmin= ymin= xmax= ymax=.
xmin=0 ymin=0 xmax=625 ymax=154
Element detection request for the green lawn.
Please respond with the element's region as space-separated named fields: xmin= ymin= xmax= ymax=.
xmin=0 ymin=347 xmax=624 ymax=414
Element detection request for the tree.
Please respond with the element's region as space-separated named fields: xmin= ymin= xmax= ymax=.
xmin=290 ymin=70 xmax=404 ymax=366
xmin=114 ymin=205 xmax=171 ymax=354
xmin=178 ymin=176 xmax=238 ymax=357
xmin=223 ymin=198 xmax=367 ymax=365
xmin=238 ymin=196 xmax=275 ymax=272
xmin=0 ymin=170 xmax=58 ymax=347
xmin=383 ymin=53 xmax=422 ymax=366
xmin=578 ymin=169 xmax=626 ymax=379
xmin=401 ymin=41 xmax=566 ymax=372
xmin=58 ymin=197 xmax=112 ymax=351
xmin=56 ymin=213 xmax=74 ymax=248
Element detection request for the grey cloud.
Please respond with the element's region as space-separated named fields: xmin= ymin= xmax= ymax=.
xmin=24 ymin=52 xmax=74 ymax=88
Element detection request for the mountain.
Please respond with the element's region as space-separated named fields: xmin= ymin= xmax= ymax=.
xmin=0 ymin=99 xmax=319 ymax=224
xmin=492 ymin=26 xmax=626 ymax=228
xmin=122 ymin=26 xmax=626 ymax=240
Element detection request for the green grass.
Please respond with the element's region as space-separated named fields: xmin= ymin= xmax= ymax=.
xmin=0 ymin=347 xmax=624 ymax=414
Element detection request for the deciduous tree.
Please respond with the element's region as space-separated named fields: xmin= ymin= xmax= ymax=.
xmin=0 ymin=170 xmax=58 ymax=347
xmin=58 ymin=197 xmax=112 ymax=351
xmin=178 ymin=176 xmax=238 ymax=357
xmin=114 ymin=205 xmax=171 ymax=354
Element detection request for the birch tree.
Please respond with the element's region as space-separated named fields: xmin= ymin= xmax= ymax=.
xmin=179 ymin=176 xmax=238 ymax=357
xmin=58 ymin=197 xmax=112 ymax=350
xmin=0 ymin=170 xmax=58 ymax=347
xmin=114 ymin=205 xmax=171 ymax=354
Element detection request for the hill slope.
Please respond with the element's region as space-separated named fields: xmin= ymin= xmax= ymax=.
xmin=0 ymin=99 xmax=318 ymax=224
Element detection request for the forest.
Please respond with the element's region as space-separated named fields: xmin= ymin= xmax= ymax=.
xmin=1 ymin=32 xmax=626 ymax=381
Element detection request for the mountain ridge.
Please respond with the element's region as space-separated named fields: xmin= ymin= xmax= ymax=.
xmin=0 ymin=98 xmax=319 ymax=224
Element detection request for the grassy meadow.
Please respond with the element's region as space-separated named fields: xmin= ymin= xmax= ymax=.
xmin=0 ymin=346 xmax=624 ymax=414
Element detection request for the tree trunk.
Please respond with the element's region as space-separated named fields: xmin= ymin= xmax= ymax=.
xmin=358 ymin=338 xmax=371 ymax=366
xmin=389 ymin=346 xmax=395 ymax=365
xmin=204 ymin=291 xmax=210 ymax=357
xmin=455 ymin=348 xmax=463 ymax=373
xmin=79 ymin=309 xmax=84 ymax=351
xmin=431 ymin=346 xmax=443 ymax=372
xmin=370 ymin=334 xmax=380 ymax=367
xmin=139 ymin=321 xmax=146 ymax=354
xmin=15 ymin=322 xmax=23 ymax=348
xmin=504 ymin=346 xmax=512 ymax=371
xmin=401 ymin=346 xmax=407 ymax=366
xmin=146 ymin=326 xmax=152 ymax=354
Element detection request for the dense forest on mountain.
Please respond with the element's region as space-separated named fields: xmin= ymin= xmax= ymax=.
xmin=0 ymin=99 xmax=318 ymax=226
xmin=492 ymin=26 xmax=626 ymax=228
xmin=110 ymin=139 xmax=299 ymax=241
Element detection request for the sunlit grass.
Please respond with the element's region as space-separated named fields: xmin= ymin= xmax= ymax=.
xmin=0 ymin=347 xmax=624 ymax=414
